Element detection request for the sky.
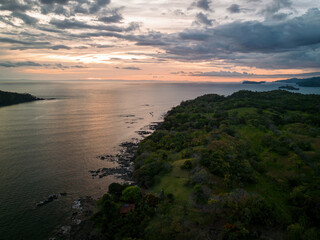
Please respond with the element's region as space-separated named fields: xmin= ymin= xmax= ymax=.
xmin=0 ymin=0 xmax=320 ymax=82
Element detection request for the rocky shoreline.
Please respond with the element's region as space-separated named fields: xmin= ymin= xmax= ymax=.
xmin=51 ymin=196 xmax=97 ymax=240
xmin=50 ymin=122 xmax=161 ymax=239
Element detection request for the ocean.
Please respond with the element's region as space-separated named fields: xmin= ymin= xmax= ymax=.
xmin=0 ymin=80 xmax=319 ymax=239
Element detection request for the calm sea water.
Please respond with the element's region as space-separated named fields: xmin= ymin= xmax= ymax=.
xmin=0 ymin=80 xmax=319 ymax=239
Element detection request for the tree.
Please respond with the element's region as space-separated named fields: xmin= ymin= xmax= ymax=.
xmin=122 ymin=186 xmax=142 ymax=203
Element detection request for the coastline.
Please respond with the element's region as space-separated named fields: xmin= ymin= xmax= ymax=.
xmin=0 ymin=89 xmax=43 ymax=107
xmin=51 ymin=122 xmax=161 ymax=239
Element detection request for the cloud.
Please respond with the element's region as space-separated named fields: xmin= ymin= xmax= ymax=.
xmin=227 ymin=4 xmax=241 ymax=13
xmin=40 ymin=0 xmax=69 ymax=4
xmin=260 ymin=0 xmax=292 ymax=19
xmin=130 ymin=31 xmax=169 ymax=46
xmin=53 ymin=63 xmax=87 ymax=69
xmin=194 ymin=12 xmax=214 ymax=26
xmin=173 ymin=9 xmax=186 ymax=16
xmin=98 ymin=10 xmax=123 ymax=23
xmin=49 ymin=18 xmax=138 ymax=32
xmin=117 ymin=66 xmax=142 ymax=70
xmin=0 ymin=61 xmax=87 ymax=69
xmin=11 ymin=12 xmax=39 ymax=25
xmin=110 ymin=8 xmax=320 ymax=70
xmin=152 ymin=8 xmax=320 ymax=69
xmin=90 ymin=44 xmax=114 ymax=48
xmin=188 ymin=70 xmax=320 ymax=78
xmin=0 ymin=61 xmax=42 ymax=67
xmin=0 ymin=36 xmax=72 ymax=51
xmin=88 ymin=0 xmax=111 ymax=14
xmin=192 ymin=0 xmax=212 ymax=12
xmin=0 ymin=0 xmax=33 ymax=12
xmin=0 ymin=37 xmax=49 ymax=45
xmin=271 ymin=12 xmax=290 ymax=20
xmin=214 ymin=8 xmax=320 ymax=52
xmin=10 ymin=44 xmax=72 ymax=50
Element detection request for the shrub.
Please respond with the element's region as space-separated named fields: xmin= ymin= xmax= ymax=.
xmin=302 ymin=228 xmax=319 ymax=240
xmin=193 ymin=185 xmax=208 ymax=204
xmin=122 ymin=186 xmax=142 ymax=203
xmin=144 ymin=193 xmax=159 ymax=207
xmin=191 ymin=169 xmax=208 ymax=185
xmin=181 ymin=159 xmax=193 ymax=170
xmin=287 ymin=223 xmax=304 ymax=240
xmin=108 ymin=183 xmax=127 ymax=200
xmin=222 ymin=223 xmax=251 ymax=240
xmin=166 ymin=193 xmax=175 ymax=203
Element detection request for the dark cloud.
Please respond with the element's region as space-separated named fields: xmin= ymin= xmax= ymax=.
xmin=0 ymin=61 xmax=87 ymax=69
xmin=189 ymin=70 xmax=320 ymax=78
xmin=171 ymin=71 xmax=187 ymax=75
xmin=49 ymin=18 xmax=138 ymax=32
xmin=271 ymin=12 xmax=290 ymax=20
xmin=37 ymin=26 xmax=64 ymax=33
xmin=0 ymin=37 xmax=49 ymax=45
xmin=39 ymin=0 xmax=111 ymax=16
xmin=227 ymin=4 xmax=241 ymax=13
xmin=0 ymin=61 xmax=42 ymax=68
xmin=53 ymin=5 xmax=70 ymax=16
xmin=261 ymin=0 xmax=292 ymax=18
xmin=126 ymin=22 xmax=141 ymax=32
xmin=89 ymin=0 xmax=111 ymax=14
xmin=90 ymin=44 xmax=114 ymax=48
xmin=122 ymin=67 xmax=142 ymax=70
xmin=10 ymin=45 xmax=72 ymax=50
xmin=51 ymin=44 xmax=71 ymax=50
xmin=230 ymin=47 xmax=320 ymax=69
xmin=0 ymin=35 xmax=73 ymax=51
xmin=192 ymin=0 xmax=212 ymax=12
xmin=40 ymin=0 xmax=69 ymax=5
xmin=116 ymin=66 xmax=142 ymax=70
xmin=98 ymin=10 xmax=123 ymax=23
xmin=119 ymin=8 xmax=320 ymax=70
xmin=171 ymin=9 xmax=320 ymax=58
xmin=0 ymin=15 xmax=16 ymax=27
xmin=214 ymin=8 xmax=320 ymax=52
xmin=11 ymin=12 xmax=39 ymax=25
xmin=75 ymin=31 xmax=123 ymax=40
xmin=0 ymin=0 xmax=33 ymax=12
xmin=130 ymin=31 xmax=169 ymax=46
xmin=194 ymin=12 xmax=214 ymax=26
xmin=53 ymin=63 xmax=87 ymax=69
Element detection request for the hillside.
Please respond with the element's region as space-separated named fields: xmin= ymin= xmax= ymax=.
xmin=0 ymin=90 xmax=40 ymax=107
xmin=275 ymin=77 xmax=320 ymax=87
xmin=92 ymin=90 xmax=320 ymax=240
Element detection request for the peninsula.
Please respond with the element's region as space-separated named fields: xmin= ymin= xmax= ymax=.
xmin=62 ymin=90 xmax=320 ymax=240
xmin=0 ymin=90 xmax=41 ymax=107
xmin=275 ymin=77 xmax=320 ymax=87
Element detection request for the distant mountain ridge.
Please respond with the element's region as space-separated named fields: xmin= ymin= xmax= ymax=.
xmin=275 ymin=76 xmax=320 ymax=87
xmin=0 ymin=90 xmax=41 ymax=107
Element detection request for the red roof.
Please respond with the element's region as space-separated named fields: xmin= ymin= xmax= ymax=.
xmin=120 ymin=204 xmax=135 ymax=214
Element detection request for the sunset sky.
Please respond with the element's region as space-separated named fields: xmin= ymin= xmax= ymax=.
xmin=0 ymin=0 xmax=320 ymax=81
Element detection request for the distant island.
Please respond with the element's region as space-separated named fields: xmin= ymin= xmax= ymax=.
xmin=0 ymin=90 xmax=41 ymax=107
xmin=278 ymin=85 xmax=300 ymax=90
xmin=68 ymin=90 xmax=320 ymax=240
xmin=275 ymin=76 xmax=320 ymax=87
xmin=242 ymin=80 xmax=266 ymax=84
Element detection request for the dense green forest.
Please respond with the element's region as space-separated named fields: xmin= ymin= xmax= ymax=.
xmin=0 ymin=90 xmax=40 ymax=107
xmin=92 ymin=90 xmax=320 ymax=240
